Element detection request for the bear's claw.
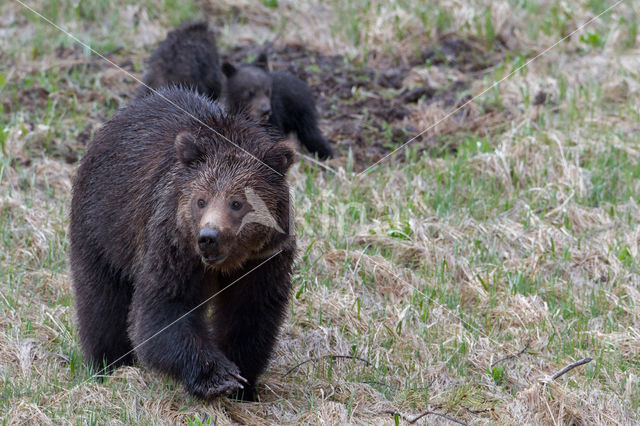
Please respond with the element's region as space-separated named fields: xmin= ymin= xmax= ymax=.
xmin=231 ymin=372 xmax=249 ymax=384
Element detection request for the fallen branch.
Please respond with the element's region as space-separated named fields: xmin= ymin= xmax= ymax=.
xmin=551 ymin=357 xmax=593 ymax=380
xmin=491 ymin=339 xmax=531 ymax=367
xmin=384 ymin=410 xmax=469 ymax=425
xmin=284 ymin=354 xmax=371 ymax=377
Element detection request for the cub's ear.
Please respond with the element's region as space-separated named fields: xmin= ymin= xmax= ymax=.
xmin=264 ymin=141 xmax=295 ymax=175
xmin=253 ymin=52 xmax=269 ymax=70
xmin=222 ymin=62 xmax=237 ymax=78
xmin=175 ymin=131 xmax=204 ymax=166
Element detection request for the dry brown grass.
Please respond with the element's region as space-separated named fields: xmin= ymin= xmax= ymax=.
xmin=2 ymin=0 xmax=640 ymax=424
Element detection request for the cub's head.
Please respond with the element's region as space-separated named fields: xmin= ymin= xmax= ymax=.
xmin=222 ymin=53 xmax=272 ymax=122
xmin=174 ymin=124 xmax=294 ymax=272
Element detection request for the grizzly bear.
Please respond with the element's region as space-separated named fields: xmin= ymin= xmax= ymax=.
xmin=135 ymin=21 xmax=222 ymax=100
xmin=222 ymin=53 xmax=335 ymax=159
xmin=69 ymin=87 xmax=295 ymax=401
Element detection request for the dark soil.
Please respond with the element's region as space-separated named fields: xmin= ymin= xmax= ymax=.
xmin=224 ymin=34 xmax=500 ymax=167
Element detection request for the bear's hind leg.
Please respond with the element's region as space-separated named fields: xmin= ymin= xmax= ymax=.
xmin=294 ymin=114 xmax=334 ymax=159
xmin=71 ymin=254 xmax=134 ymax=372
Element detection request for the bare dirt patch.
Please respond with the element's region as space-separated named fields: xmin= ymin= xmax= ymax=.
xmin=226 ymin=34 xmax=505 ymax=168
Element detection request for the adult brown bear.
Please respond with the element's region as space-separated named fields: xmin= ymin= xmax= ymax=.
xmin=69 ymin=87 xmax=295 ymax=401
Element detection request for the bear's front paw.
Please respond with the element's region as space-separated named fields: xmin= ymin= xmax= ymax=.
xmin=187 ymin=356 xmax=248 ymax=399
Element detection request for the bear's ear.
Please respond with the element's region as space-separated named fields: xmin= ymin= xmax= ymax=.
xmin=222 ymin=62 xmax=237 ymax=78
xmin=175 ymin=132 xmax=204 ymax=166
xmin=253 ymin=52 xmax=269 ymax=70
xmin=263 ymin=141 xmax=295 ymax=175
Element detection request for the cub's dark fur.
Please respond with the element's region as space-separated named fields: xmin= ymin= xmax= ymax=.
xmin=136 ymin=22 xmax=222 ymax=99
xmin=70 ymin=87 xmax=295 ymax=401
xmin=223 ymin=53 xmax=335 ymax=159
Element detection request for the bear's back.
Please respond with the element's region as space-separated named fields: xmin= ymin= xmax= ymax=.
xmin=138 ymin=22 xmax=222 ymax=99
xmin=71 ymin=88 xmax=225 ymax=275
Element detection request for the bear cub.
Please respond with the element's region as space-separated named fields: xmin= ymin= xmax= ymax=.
xmin=136 ymin=21 xmax=222 ymax=100
xmin=70 ymin=87 xmax=295 ymax=401
xmin=223 ymin=53 xmax=335 ymax=159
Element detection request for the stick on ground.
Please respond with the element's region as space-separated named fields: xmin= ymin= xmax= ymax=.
xmin=551 ymin=357 xmax=593 ymax=380
xmin=284 ymin=354 xmax=371 ymax=377
xmin=491 ymin=339 xmax=531 ymax=367
xmin=384 ymin=410 xmax=469 ymax=425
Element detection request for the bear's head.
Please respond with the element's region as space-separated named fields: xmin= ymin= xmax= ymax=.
xmin=222 ymin=53 xmax=273 ymax=122
xmin=175 ymin=122 xmax=294 ymax=273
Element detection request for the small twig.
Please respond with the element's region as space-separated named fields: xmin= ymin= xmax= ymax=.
xmin=384 ymin=410 xmax=469 ymax=425
xmin=48 ymin=352 xmax=70 ymax=363
xmin=409 ymin=411 xmax=468 ymax=425
xmin=465 ymin=407 xmax=494 ymax=414
xmin=551 ymin=357 xmax=593 ymax=380
xmin=491 ymin=339 xmax=531 ymax=367
xmin=284 ymin=354 xmax=371 ymax=377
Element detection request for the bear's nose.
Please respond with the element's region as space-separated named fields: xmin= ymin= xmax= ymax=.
xmin=260 ymin=105 xmax=271 ymax=119
xmin=198 ymin=227 xmax=219 ymax=250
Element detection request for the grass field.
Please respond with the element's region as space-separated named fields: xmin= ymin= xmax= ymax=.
xmin=1 ymin=0 xmax=639 ymax=424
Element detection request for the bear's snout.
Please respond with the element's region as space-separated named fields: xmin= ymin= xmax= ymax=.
xmin=198 ymin=227 xmax=219 ymax=249
xmin=198 ymin=227 xmax=226 ymax=264
xmin=260 ymin=104 xmax=271 ymax=120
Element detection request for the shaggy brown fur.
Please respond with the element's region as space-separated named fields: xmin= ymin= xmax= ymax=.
xmin=69 ymin=87 xmax=295 ymax=401
xmin=135 ymin=22 xmax=223 ymax=100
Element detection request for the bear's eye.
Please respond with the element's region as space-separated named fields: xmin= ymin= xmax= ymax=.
xmin=197 ymin=199 xmax=206 ymax=209
xmin=245 ymin=90 xmax=254 ymax=99
xmin=230 ymin=200 xmax=243 ymax=211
